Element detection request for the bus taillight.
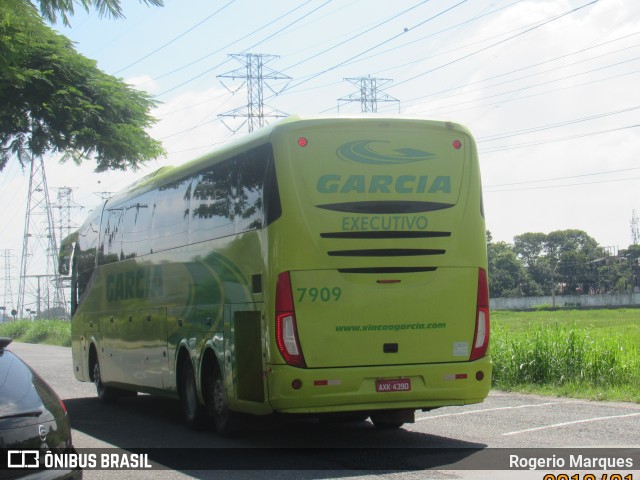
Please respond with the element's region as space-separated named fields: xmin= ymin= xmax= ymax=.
xmin=470 ymin=268 xmax=490 ymax=361
xmin=275 ymin=272 xmax=306 ymax=368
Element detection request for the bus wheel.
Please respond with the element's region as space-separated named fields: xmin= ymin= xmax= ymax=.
xmin=179 ymin=357 xmax=206 ymax=430
xmin=370 ymin=410 xmax=413 ymax=429
xmin=92 ymin=358 xmax=117 ymax=404
xmin=205 ymin=364 xmax=235 ymax=436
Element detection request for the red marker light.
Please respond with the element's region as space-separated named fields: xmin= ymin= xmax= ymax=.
xmin=452 ymin=139 xmax=462 ymax=150
xmin=298 ymin=137 xmax=308 ymax=147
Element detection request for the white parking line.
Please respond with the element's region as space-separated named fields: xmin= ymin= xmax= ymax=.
xmin=502 ymin=412 xmax=640 ymax=436
xmin=415 ymin=401 xmax=576 ymax=422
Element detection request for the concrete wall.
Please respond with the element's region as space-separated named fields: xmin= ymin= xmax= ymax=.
xmin=490 ymin=292 xmax=640 ymax=310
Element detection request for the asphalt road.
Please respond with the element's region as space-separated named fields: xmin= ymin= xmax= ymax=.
xmin=7 ymin=342 xmax=640 ymax=480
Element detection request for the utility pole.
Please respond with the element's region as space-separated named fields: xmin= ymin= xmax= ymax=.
xmin=217 ymin=53 xmax=290 ymax=133
xmin=338 ymin=76 xmax=400 ymax=113
xmin=17 ymin=156 xmax=67 ymax=319
xmin=2 ymin=249 xmax=15 ymax=321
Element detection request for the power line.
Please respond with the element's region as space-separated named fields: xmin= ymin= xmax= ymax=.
xmin=281 ymin=0 xmax=432 ymax=74
xmin=417 ymin=65 xmax=640 ymax=118
xmin=320 ymin=0 xmax=524 ymax=79
xmin=113 ymin=0 xmax=237 ymax=75
xmin=390 ymin=0 xmax=600 ymax=91
xmin=411 ymin=55 xmax=640 ymax=115
xmin=400 ymin=37 xmax=640 ymax=109
xmin=485 ymin=166 xmax=640 ymax=189
xmin=484 ymin=175 xmax=640 ymax=193
xmin=477 ymin=105 xmax=640 ymax=143
xmin=155 ymin=0 xmax=332 ymax=97
xmin=280 ymin=0 xmax=469 ymax=94
xmin=148 ymin=0 xmax=315 ymax=85
xmin=480 ymin=123 xmax=640 ymax=154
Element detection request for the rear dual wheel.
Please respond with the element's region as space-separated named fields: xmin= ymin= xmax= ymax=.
xmin=179 ymin=357 xmax=207 ymax=430
xmin=204 ymin=363 xmax=235 ymax=436
xmin=180 ymin=356 xmax=236 ymax=435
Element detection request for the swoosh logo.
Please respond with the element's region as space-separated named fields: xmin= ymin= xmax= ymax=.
xmin=336 ymin=140 xmax=435 ymax=165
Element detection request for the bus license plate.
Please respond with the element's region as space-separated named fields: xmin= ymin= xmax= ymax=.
xmin=375 ymin=378 xmax=411 ymax=393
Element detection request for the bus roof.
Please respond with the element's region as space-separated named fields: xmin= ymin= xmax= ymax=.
xmin=105 ymin=115 xmax=471 ymax=207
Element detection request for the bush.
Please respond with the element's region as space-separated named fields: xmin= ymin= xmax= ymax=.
xmin=0 ymin=320 xmax=71 ymax=347
xmin=492 ymin=322 xmax=640 ymax=390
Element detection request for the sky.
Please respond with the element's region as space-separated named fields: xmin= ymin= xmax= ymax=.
xmin=2 ymin=0 xmax=640 ymax=311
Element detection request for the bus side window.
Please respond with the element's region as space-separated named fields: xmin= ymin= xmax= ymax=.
xmin=77 ymin=214 xmax=100 ymax=303
xmin=99 ymin=207 xmax=125 ymax=265
xmin=235 ymin=146 xmax=268 ymax=233
xmin=121 ymin=191 xmax=153 ymax=258
xmin=263 ymin=149 xmax=282 ymax=227
xmin=190 ymin=162 xmax=234 ymax=243
xmin=151 ymin=177 xmax=192 ymax=253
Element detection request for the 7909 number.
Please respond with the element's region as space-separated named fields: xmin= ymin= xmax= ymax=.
xmin=297 ymin=287 xmax=342 ymax=303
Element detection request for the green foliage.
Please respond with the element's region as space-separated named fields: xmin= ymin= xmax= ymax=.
xmin=489 ymin=229 xmax=639 ymax=297
xmin=0 ymin=319 xmax=71 ymax=346
xmin=0 ymin=0 xmax=165 ymax=172
xmin=0 ymin=320 xmax=31 ymax=339
xmin=488 ymin=240 xmax=542 ymax=297
xmin=32 ymin=0 xmax=164 ymax=27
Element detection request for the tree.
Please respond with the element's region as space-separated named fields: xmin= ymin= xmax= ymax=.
xmin=32 ymin=0 xmax=163 ymax=27
xmin=546 ymin=229 xmax=604 ymax=294
xmin=487 ymin=233 xmax=542 ymax=298
xmin=0 ymin=0 xmax=165 ymax=173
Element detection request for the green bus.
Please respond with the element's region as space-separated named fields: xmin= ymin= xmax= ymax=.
xmin=59 ymin=115 xmax=491 ymax=434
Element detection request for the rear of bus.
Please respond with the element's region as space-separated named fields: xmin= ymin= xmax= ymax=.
xmin=265 ymin=117 xmax=491 ymax=420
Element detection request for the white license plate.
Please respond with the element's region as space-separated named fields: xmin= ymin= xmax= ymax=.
xmin=375 ymin=378 xmax=411 ymax=393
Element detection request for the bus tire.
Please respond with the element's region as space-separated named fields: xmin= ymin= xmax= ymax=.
xmin=204 ymin=363 xmax=235 ymax=436
xmin=370 ymin=410 xmax=412 ymax=429
xmin=92 ymin=356 xmax=117 ymax=404
xmin=179 ymin=357 xmax=206 ymax=430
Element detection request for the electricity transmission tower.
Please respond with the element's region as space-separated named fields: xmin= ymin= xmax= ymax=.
xmin=632 ymin=210 xmax=639 ymax=245
xmin=217 ymin=53 xmax=290 ymax=132
xmin=338 ymin=76 xmax=400 ymax=113
xmin=17 ymin=156 xmax=67 ymax=319
xmin=53 ymin=187 xmax=81 ymax=245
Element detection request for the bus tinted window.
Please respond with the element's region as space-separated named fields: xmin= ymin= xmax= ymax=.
xmin=190 ymin=161 xmax=234 ymax=243
xmin=151 ymin=177 xmax=192 ymax=252
xmin=99 ymin=206 xmax=125 ymax=265
xmin=235 ymin=145 xmax=270 ymax=232
xmin=76 ymin=209 xmax=100 ymax=302
xmin=120 ymin=191 xmax=153 ymax=258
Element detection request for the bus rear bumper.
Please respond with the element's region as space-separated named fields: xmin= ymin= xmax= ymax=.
xmin=266 ymin=357 xmax=492 ymax=414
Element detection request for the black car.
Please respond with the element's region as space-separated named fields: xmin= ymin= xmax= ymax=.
xmin=0 ymin=337 xmax=82 ymax=479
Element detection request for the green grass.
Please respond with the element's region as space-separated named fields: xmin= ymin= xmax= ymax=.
xmin=0 ymin=319 xmax=71 ymax=347
xmin=491 ymin=309 xmax=640 ymax=403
